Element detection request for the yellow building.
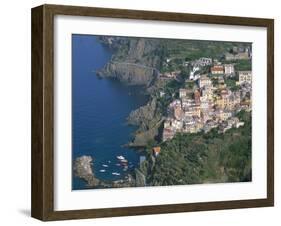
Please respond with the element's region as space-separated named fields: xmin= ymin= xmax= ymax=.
xmin=216 ymin=110 xmax=232 ymax=121
xmin=216 ymin=97 xmax=226 ymax=109
xmin=174 ymin=106 xmax=184 ymax=120
xmin=201 ymin=86 xmax=214 ymax=101
xmin=199 ymin=75 xmax=212 ymax=88
xmin=238 ymin=71 xmax=252 ymax=84
xmin=184 ymin=105 xmax=201 ymax=118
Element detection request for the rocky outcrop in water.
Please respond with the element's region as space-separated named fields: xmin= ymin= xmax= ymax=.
xmin=74 ymin=155 xmax=136 ymax=188
xmin=74 ymin=156 xmax=100 ymax=187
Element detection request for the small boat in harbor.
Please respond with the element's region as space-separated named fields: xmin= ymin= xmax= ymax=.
xmin=102 ymin=164 xmax=109 ymax=167
xmin=99 ymin=169 xmax=106 ymax=172
xmin=112 ymin=172 xmax=120 ymax=176
xmin=116 ymin=155 xmax=125 ymax=160
xmin=120 ymin=162 xmax=128 ymax=167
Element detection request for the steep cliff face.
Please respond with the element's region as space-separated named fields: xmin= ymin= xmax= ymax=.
xmin=97 ymin=36 xmax=162 ymax=86
xmin=127 ymin=98 xmax=158 ymax=126
xmin=127 ymin=98 xmax=163 ymax=147
xmin=97 ymin=62 xmax=158 ymax=86
xmin=97 ymin=36 xmax=165 ymax=147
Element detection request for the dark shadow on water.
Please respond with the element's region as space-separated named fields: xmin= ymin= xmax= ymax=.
xmin=18 ymin=209 xmax=30 ymax=217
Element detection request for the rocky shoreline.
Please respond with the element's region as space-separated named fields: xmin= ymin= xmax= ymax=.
xmin=126 ymin=97 xmax=164 ymax=147
xmin=96 ymin=36 xmax=162 ymax=87
xmin=96 ymin=61 xmax=158 ymax=86
xmin=73 ymin=37 xmax=167 ymax=188
xmin=97 ymin=36 xmax=166 ymax=148
xmin=74 ymin=156 xmax=136 ymax=188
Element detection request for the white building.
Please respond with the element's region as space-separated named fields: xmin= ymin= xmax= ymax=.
xmin=171 ymin=119 xmax=183 ymax=130
xmin=199 ymin=75 xmax=212 ymax=88
xmin=224 ymin=64 xmax=235 ymax=75
xmin=179 ymin=88 xmax=188 ymax=98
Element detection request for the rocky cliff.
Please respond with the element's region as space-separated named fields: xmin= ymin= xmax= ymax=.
xmin=127 ymin=97 xmax=163 ymax=147
xmin=97 ymin=62 xmax=158 ymax=86
xmin=97 ymin=36 xmax=163 ymax=87
xmin=73 ymin=156 xmax=100 ymax=187
xmin=97 ymin=36 xmax=166 ymax=147
xmin=74 ymin=155 xmax=136 ymax=188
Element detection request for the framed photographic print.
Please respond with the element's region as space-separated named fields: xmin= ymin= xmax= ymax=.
xmin=31 ymin=4 xmax=274 ymax=221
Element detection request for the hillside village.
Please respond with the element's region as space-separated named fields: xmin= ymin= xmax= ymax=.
xmin=160 ymin=47 xmax=252 ymax=142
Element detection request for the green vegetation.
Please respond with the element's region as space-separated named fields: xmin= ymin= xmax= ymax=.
xmin=156 ymin=80 xmax=182 ymax=114
xmin=225 ymin=75 xmax=240 ymax=91
xmin=222 ymin=59 xmax=252 ymax=71
xmin=161 ymin=40 xmax=250 ymax=61
xmin=185 ymin=80 xmax=196 ymax=90
xmin=137 ymin=38 xmax=252 ymax=73
xmin=211 ymin=77 xmax=219 ymax=86
xmin=141 ymin=111 xmax=252 ymax=186
xmin=235 ymin=59 xmax=252 ymax=71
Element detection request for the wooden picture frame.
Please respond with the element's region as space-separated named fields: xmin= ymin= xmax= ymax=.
xmin=31 ymin=4 xmax=274 ymax=221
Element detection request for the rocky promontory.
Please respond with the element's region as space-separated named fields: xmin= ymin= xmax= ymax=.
xmin=97 ymin=36 xmax=163 ymax=87
xmin=97 ymin=61 xmax=158 ymax=86
xmin=73 ymin=156 xmax=100 ymax=187
xmin=74 ymin=155 xmax=136 ymax=188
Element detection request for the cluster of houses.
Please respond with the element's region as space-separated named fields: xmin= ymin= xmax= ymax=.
xmin=224 ymin=47 xmax=251 ymax=61
xmin=159 ymin=46 xmax=251 ymax=80
xmin=162 ymin=62 xmax=252 ymax=141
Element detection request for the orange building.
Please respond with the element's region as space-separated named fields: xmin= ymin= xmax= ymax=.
xmin=152 ymin=147 xmax=161 ymax=157
xmin=194 ymin=89 xmax=201 ymax=105
xmin=211 ymin=65 xmax=224 ymax=75
xmin=174 ymin=106 xmax=184 ymax=120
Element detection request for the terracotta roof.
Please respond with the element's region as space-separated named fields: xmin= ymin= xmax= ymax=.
xmin=164 ymin=128 xmax=173 ymax=133
xmin=221 ymin=89 xmax=228 ymax=95
xmin=211 ymin=68 xmax=224 ymax=72
xmin=153 ymin=147 xmax=161 ymax=153
xmin=211 ymin=65 xmax=224 ymax=71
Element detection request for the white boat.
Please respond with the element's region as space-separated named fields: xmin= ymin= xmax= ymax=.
xmin=99 ymin=169 xmax=106 ymax=172
xmin=102 ymin=164 xmax=109 ymax=167
xmin=112 ymin=172 xmax=120 ymax=176
xmin=116 ymin=155 xmax=125 ymax=160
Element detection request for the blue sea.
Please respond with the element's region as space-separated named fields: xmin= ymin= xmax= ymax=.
xmin=72 ymin=34 xmax=148 ymax=190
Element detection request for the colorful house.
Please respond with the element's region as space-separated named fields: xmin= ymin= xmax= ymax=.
xmin=211 ymin=65 xmax=224 ymax=75
xmin=152 ymin=147 xmax=161 ymax=157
